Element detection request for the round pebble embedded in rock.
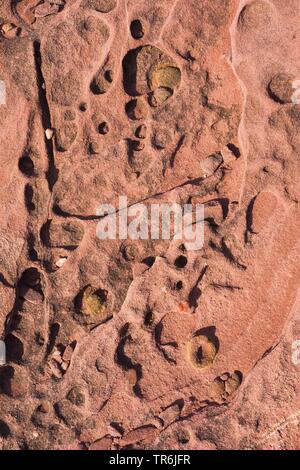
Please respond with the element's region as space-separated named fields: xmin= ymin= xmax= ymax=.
xmin=268 ymin=73 xmax=294 ymax=104
xmin=86 ymin=0 xmax=117 ymax=13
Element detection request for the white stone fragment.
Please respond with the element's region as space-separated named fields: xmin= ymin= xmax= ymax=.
xmin=0 ymin=340 xmax=6 ymax=366
xmin=0 ymin=80 xmax=6 ymax=105
xmin=45 ymin=128 xmax=54 ymax=140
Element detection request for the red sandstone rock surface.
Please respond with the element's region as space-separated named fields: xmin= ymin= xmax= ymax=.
xmin=0 ymin=0 xmax=300 ymax=450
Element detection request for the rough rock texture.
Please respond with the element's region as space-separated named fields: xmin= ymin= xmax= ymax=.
xmin=0 ymin=0 xmax=300 ymax=450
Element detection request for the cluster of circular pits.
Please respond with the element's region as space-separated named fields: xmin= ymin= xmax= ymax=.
xmin=123 ymin=19 xmax=181 ymax=157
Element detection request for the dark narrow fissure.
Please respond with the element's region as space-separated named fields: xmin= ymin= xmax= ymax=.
xmin=33 ymin=40 xmax=58 ymax=191
xmin=169 ymin=134 xmax=185 ymax=170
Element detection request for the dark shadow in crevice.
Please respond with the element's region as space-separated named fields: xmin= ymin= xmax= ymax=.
xmin=122 ymin=47 xmax=142 ymax=97
xmin=227 ymin=143 xmax=241 ymax=158
xmin=0 ymin=420 xmax=10 ymax=438
xmin=19 ymin=155 xmax=35 ymax=177
xmin=5 ymin=334 xmax=24 ymax=364
xmin=24 ymin=183 xmax=35 ymax=212
xmin=45 ymin=322 xmax=60 ymax=357
xmin=33 ymin=40 xmax=59 ymax=190
xmin=115 ymin=334 xmax=143 ymax=399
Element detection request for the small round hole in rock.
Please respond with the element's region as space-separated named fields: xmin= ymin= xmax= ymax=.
xmin=175 ymin=280 xmax=183 ymax=291
xmin=19 ymin=156 xmax=35 ymax=176
xmin=29 ymin=249 xmax=38 ymax=261
xmin=79 ymin=102 xmax=88 ymax=112
xmin=175 ymin=255 xmax=188 ymax=269
xmin=144 ymin=309 xmax=154 ymax=326
xmin=125 ymin=98 xmax=148 ymax=121
xmin=135 ymin=124 xmax=147 ymax=139
xmin=21 ymin=268 xmax=41 ymax=287
xmin=130 ymin=19 xmax=144 ymax=39
xmin=143 ymin=256 xmax=156 ymax=268
xmin=104 ymin=69 xmax=113 ymax=83
xmin=98 ymin=122 xmax=109 ymax=135
xmin=131 ymin=139 xmax=145 ymax=152
xmin=88 ymin=138 xmax=100 ymax=155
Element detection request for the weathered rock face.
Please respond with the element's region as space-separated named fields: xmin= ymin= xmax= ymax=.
xmin=0 ymin=0 xmax=300 ymax=451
